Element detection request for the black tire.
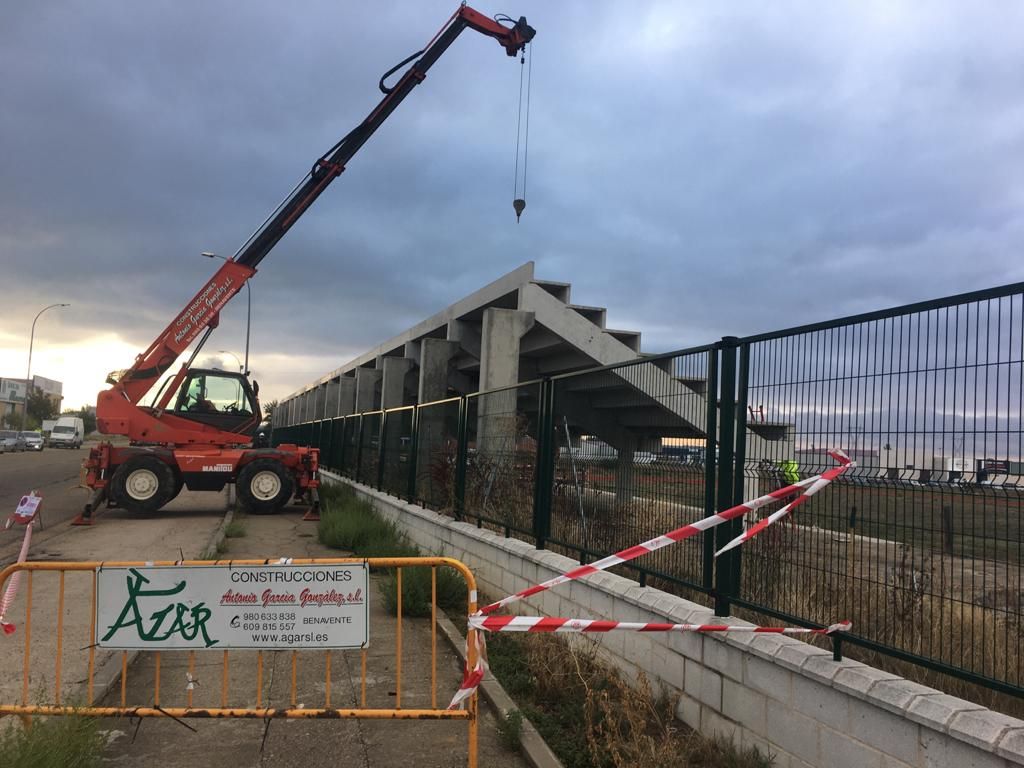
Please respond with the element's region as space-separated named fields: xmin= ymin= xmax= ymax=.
xmin=167 ymin=470 xmax=185 ymax=504
xmin=110 ymin=455 xmax=176 ymax=513
xmin=237 ymin=459 xmax=293 ymax=515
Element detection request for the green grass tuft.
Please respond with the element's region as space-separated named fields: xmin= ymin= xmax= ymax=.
xmin=0 ymin=715 xmax=106 ymax=768
xmin=318 ymin=481 xmax=466 ymax=616
xmin=496 ymin=709 xmax=524 ymax=753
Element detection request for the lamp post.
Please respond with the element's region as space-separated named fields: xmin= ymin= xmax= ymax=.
xmin=22 ymin=303 xmax=70 ymax=432
xmin=202 ymin=251 xmax=250 ymax=374
xmin=217 ymin=350 xmax=244 ymax=373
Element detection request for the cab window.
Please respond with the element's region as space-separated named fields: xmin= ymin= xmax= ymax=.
xmin=176 ymin=375 xmax=252 ymax=415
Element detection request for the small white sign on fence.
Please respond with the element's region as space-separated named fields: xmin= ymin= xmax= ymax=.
xmin=96 ymin=563 xmax=368 ymax=650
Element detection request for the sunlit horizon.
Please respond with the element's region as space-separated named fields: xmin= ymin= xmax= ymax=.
xmin=0 ymin=333 xmax=342 ymax=418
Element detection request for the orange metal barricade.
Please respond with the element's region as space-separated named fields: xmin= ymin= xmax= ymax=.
xmin=0 ymin=557 xmax=479 ymax=767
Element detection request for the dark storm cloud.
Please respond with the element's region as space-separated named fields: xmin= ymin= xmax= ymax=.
xmin=3 ymin=1 xmax=1023 ymax=388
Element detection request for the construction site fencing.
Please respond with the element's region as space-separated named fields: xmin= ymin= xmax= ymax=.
xmin=278 ymin=279 xmax=1024 ymax=697
xmin=725 ymin=283 xmax=1024 ymax=697
xmin=0 ymin=557 xmax=481 ymax=767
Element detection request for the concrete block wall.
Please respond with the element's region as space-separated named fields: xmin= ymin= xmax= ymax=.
xmin=323 ymin=472 xmax=1024 ymax=768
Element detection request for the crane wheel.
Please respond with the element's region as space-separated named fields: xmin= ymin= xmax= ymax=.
xmin=237 ymin=459 xmax=294 ymax=515
xmin=110 ymin=455 xmax=176 ymax=514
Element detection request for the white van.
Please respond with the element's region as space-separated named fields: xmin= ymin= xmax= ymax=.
xmin=50 ymin=416 xmax=85 ymax=449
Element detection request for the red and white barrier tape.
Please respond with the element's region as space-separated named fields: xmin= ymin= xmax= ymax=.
xmin=448 ymin=628 xmax=488 ymax=710
xmin=714 ymin=459 xmax=854 ymax=557
xmin=445 ymin=454 xmax=852 ymax=708
xmin=470 ymin=615 xmax=852 ymax=636
xmin=0 ymin=493 xmax=42 ymax=636
xmin=480 ymin=450 xmax=851 ymax=616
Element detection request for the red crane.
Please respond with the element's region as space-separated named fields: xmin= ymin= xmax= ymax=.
xmin=81 ymin=7 xmax=536 ymax=520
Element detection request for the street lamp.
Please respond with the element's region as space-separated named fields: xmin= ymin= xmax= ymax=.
xmin=202 ymin=251 xmax=251 ymax=375
xmin=217 ymin=350 xmax=244 ymax=373
xmin=22 ymin=303 xmax=70 ymax=432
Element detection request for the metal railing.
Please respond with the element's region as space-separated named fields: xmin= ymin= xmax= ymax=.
xmin=275 ymin=280 xmax=1024 ymax=697
xmin=0 ymin=557 xmax=481 ymax=766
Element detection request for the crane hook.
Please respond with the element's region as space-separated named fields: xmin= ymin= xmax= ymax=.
xmin=513 ymin=198 xmax=526 ymax=222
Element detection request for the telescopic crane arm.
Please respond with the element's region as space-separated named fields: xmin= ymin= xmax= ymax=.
xmin=109 ymin=7 xmax=535 ymax=407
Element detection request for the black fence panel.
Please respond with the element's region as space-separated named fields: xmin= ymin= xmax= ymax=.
xmin=736 ymin=288 xmax=1024 ymax=694
xmin=550 ymin=350 xmax=716 ymax=593
xmin=358 ymin=412 xmax=382 ymax=487
xmin=414 ymin=399 xmax=461 ymax=513
xmin=463 ymin=383 xmax=540 ymax=540
xmin=327 ymin=417 xmax=344 ymax=472
xmin=382 ymin=407 xmax=414 ymax=498
xmin=340 ymin=416 xmax=360 ymax=479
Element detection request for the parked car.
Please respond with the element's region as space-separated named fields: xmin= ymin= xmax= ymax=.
xmin=49 ymin=416 xmax=85 ymax=449
xmin=19 ymin=431 xmax=44 ymax=451
xmin=0 ymin=430 xmax=27 ymax=452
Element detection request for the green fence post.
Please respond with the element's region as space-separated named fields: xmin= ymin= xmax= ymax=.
xmin=407 ymin=405 xmax=420 ymax=503
xmin=454 ymin=397 xmax=469 ymax=520
xmin=714 ymin=337 xmax=739 ymax=616
xmin=377 ymin=410 xmax=388 ymax=490
xmin=532 ymin=379 xmax=555 ymax=550
xmin=702 ymin=348 xmax=719 ymax=594
xmin=729 ymin=343 xmax=751 ymax=599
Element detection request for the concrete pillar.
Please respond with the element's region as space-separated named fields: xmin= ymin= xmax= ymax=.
xmin=338 ymin=377 xmax=356 ymax=416
xmin=381 ymin=357 xmax=415 ymax=409
xmin=416 ymin=339 xmax=461 ymax=489
xmin=326 ymin=379 xmax=341 ymax=417
xmin=313 ymin=385 xmax=324 ymax=420
xmin=417 ymin=339 xmax=460 ymax=404
xmin=355 ymin=368 xmax=382 ymax=412
xmin=477 ymin=308 xmax=535 ymax=455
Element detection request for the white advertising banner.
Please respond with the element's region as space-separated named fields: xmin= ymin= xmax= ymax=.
xmin=96 ymin=563 xmax=368 ymax=650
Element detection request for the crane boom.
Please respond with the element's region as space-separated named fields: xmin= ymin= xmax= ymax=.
xmin=111 ymin=7 xmax=535 ymax=406
xmin=84 ymin=5 xmax=536 ymax=523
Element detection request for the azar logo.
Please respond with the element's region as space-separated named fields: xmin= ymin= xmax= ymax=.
xmin=102 ymin=569 xmax=218 ymax=648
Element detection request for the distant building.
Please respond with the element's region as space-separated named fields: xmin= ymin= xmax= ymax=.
xmin=0 ymin=375 xmax=64 ymax=424
xmin=0 ymin=378 xmax=27 ymax=422
xmin=31 ymin=375 xmax=64 ymax=412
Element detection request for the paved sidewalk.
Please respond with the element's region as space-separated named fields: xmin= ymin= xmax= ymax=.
xmin=100 ymin=506 xmax=530 ymax=768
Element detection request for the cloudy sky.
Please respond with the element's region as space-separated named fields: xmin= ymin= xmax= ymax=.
xmin=2 ymin=1 xmax=1023 ymax=411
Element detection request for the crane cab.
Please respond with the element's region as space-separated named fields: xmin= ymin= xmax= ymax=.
xmin=170 ymin=368 xmax=261 ymax=436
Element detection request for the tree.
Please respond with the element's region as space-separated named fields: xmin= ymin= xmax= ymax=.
xmin=263 ymin=399 xmax=278 ymax=423
xmin=26 ymin=388 xmax=59 ymax=429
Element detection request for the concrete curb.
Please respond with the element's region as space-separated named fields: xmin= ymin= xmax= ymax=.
xmin=201 ymin=486 xmax=237 ymax=559
xmin=90 ymin=488 xmax=235 ymax=707
xmin=436 ymin=613 xmax=564 ymax=768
